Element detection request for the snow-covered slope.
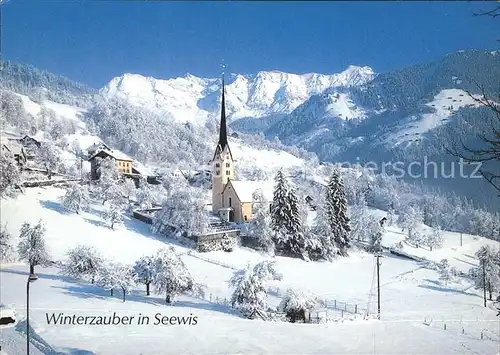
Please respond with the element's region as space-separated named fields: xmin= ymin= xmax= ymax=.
xmin=384 ymin=89 xmax=483 ymax=147
xmin=101 ymin=66 xmax=375 ymax=125
xmin=1 ymin=187 xmax=499 ymax=354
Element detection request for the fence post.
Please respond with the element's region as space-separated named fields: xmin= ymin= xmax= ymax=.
xmin=334 ymin=300 xmax=337 ymax=309
xmin=481 ymin=331 xmax=483 ymax=340
xmin=216 ymin=296 xmax=219 ymax=303
xmin=210 ymin=293 xmax=212 ymax=302
xmin=341 ymin=310 xmax=344 ymax=318
xmin=355 ymin=304 xmax=358 ymax=314
xmin=345 ymin=303 xmax=347 ymax=311
xmin=444 ymin=323 xmax=446 ymax=330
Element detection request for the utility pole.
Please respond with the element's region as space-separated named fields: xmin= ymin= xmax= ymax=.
xmin=26 ymin=273 xmax=38 ymax=355
xmin=460 ymin=232 xmax=463 ymax=247
xmin=376 ymin=254 xmax=381 ymax=319
xmin=482 ymin=259 xmax=487 ymax=307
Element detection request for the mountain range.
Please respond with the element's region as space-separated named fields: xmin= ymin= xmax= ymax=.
xmin=1 ymin=49 xmax=499 ymax=210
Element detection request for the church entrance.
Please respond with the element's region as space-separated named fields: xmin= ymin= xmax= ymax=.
xmin=229 ymin=210 xmax=235 ymax=222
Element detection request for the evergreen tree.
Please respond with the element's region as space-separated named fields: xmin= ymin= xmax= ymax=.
xmin=470 ymin=245 xmax=500 ymax=300
xmin=325 ymin=169 xmax=351 ymax=256
xmin=270 ymin=170 xmax=305 ymax=258
xmin=247 ymin=189 xmax=275 ymax=254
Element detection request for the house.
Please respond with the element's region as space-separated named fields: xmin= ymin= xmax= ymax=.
xmin=87 ymin=142 xmax=111 ymax=158
xmin=1 ymin=135 xmax=27 ymax=167
xmin=88 ymin=148 xmax=134 ymax=180
xmin=210 ymin=77 xmax=275 ymax=223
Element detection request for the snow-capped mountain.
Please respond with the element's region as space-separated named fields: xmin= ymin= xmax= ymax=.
xmin=100 ymin=65 xmax=375 ymax=124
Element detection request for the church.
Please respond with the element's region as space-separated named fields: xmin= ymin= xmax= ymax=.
xmin=210 ymin=77 xmax=274 ymax=223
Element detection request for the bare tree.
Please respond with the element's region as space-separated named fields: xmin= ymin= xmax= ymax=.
xmin=447 ymin=5 xmax=500 ymax=194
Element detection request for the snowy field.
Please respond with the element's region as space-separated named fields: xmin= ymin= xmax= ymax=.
xmin=1 ymin=186 xmax=499 ymax=354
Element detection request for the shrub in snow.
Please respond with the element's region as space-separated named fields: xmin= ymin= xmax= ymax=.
xmin=96 ymin=261 xmax=136 ymax=302
xmin=17 ymin=220 xmax=51 ymax=274
xmin=135 ymin=182 xmax=155 ymax=209
xmin=277 ymin=288 xmax=317 ymax=323
xmin=230 ymin=266 xmax=268 ymax=318
xmin=61 ymin=183 xmax=90 ymax=214
xmin=61 ymin=245 xmax=103 ymax=284
xmin=0 ymin=153 xmax=23 ymax=198
xmin=0 ymin=224 xmax=16 ymax=262
xmin=152 ymin=247 xmax=201 ymax=304
xmin=132 ymin=255 xmax=155 ymax=296
xmin=220 ymin=233 xmax=236 ymax=252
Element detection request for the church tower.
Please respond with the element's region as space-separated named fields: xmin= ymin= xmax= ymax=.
xmin=211 ymin=76 xmax=234 ymax=214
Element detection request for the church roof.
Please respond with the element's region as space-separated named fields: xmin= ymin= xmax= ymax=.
xmin=226 ymin=179 xmax=275 ymax=203
xmin=212 ymin=76 xmax=233 ymax=161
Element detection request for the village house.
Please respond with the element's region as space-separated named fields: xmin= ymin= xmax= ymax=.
xmin=210 ymin=78 xmax=275 ymax=223
xmin=88 ymin=148 xmax=135 ymax=180
xmin=1 ymin=139 xmax=27 ymax=167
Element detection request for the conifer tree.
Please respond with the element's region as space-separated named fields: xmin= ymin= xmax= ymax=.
xmin=325 ymin=169 xmax=351 ymax=256
xmin=270 ymin=170 xmax=305 ymax=258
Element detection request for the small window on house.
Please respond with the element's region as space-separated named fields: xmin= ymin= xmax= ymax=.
xmin=215 ymin=163 xmax=220 ymax=168
xmin=244 ymin=215 xmax=248 ymax=221
xmin=216 ymin=170 xmax=220 ymax=175
xmin=226 ymin=170 xmax=230 ymax=175
xmin=226 ymin=163 xmax=230 ymax=168
xmin=229 ymin=197 xmax=232 ymax=207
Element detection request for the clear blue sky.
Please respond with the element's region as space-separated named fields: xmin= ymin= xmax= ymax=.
xmin=3 ymin=0 xmax=499 ymax=88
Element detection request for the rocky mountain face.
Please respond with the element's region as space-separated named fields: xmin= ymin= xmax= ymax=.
xmin=100 ymin=65 xmax=375 ymax=125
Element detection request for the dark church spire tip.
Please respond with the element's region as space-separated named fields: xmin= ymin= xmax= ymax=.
xmin=218 ymin=68 xmax=228 ymax=151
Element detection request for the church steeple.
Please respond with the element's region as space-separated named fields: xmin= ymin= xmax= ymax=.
xmin=218 ymin=76 xmax=228 ymax=151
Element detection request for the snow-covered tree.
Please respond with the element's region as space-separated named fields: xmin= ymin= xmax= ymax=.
xmin=311 ymin=205 xmax=338 ymax=261
xmin=152 ymin=247 xmax=201 ymax=304
xmin=270 ymin=170 xmax=305 ymax=258
xmin=94 ymin=157 xmax=121 ymax=204
xmin=230 ymin=266 xmax=268 ymax=317
xmin=136 ymin=182 xmax=155 ymax=209
xmin=470 ymin=245 xmax=500 ymax=300
xmin=252 ymin=260 xmax=283 ymax=281
xmin=438 ymin=259 xmax=455 ymax=285
xmin=61 ymin=245 xmax=103 ymax=283
xmin=133 ymin=255 xmax=155 ymax=296
xmin=247 ymin=189 xmax=275 ymax=254
xmin=153 ymin=186 xmax=209 ymax=237
xmin=120 ymin=178 xmax=137 ymax=208
xmin=61 ymin=183 xmax=90 ymax=214
xmin=96 ymin=262 xmax=136 ymax=302
xmin=325 ymin=169 xmax=351 ymax=256
xmin=425 ymin=227 xmax=444 ymax=251
xmin=0 ymin=153 xmax=23 ymax=198
xmin=0 ymin=224 xmax=16 ymax=262
xmin=368 ymin=224 xmax=383 ymax=254
xmin=17 ymin=220 xmax=51 ymax=274
xmin=35 ymin=141 xmax=62 ymax=179
xmin=397 ymin=205 xmax=423 ymax=241
xmin=105 ymin=199 xmax=125 ymax=230
xmin=277 ymin=288 xmax=317 ymax=323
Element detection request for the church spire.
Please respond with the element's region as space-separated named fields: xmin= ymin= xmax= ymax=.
xmin=218 ymin=75 xmax=228 ymax=151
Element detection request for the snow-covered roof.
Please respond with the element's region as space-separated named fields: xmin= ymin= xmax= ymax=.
xmin=228 ymin=180 xmax=275 ymax=203
xmin=90 ymin=148 xmax=133 ymax=162
xmin=132 ymin=161 xmax=153 ymax=176
xmin=0 ymin=138 xmax=24 ymax=156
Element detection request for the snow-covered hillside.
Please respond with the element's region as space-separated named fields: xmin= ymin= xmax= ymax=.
xmin=384 ymin=89 xmax=483 ymax=147
xmin=101 ymin=66 xmax=374 ymax=125
xmin=1 ymin=186 xmax=499 ymax=354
